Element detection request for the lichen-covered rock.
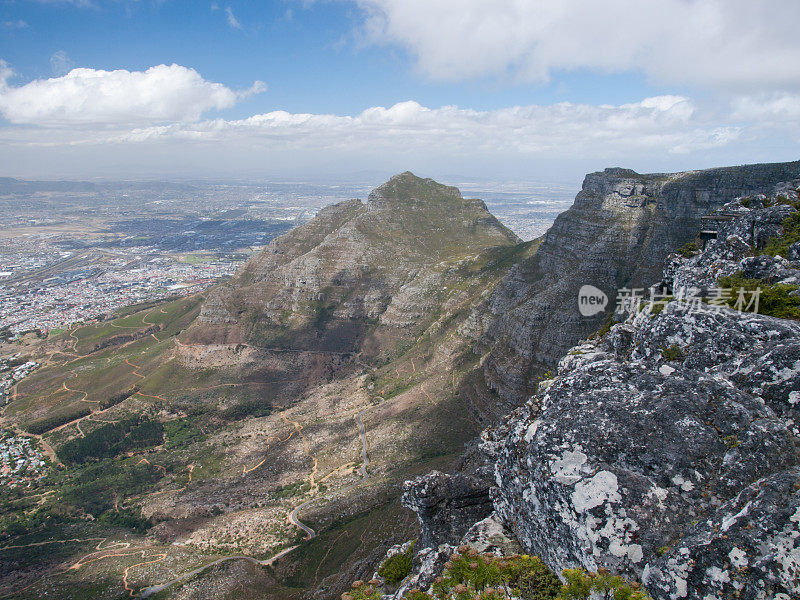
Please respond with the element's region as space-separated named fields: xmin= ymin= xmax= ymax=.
xmin=487 ymin=198 xmax=800 ymax=598
xmin=491 ymin=303 xmax=799 ymax=581
xmin=643 ymin=467 xmax=800 ymax=600
xmin=789 ymin=241 xmax=800 ymax=262
xmin=665 ymin=197 xmax=799 ymax=293
xmin=401 ymin=470 xmax=493 ymax=549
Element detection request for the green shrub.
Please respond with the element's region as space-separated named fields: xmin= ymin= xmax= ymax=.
xmin=559 ymin=568 xmax=652 ymax=600
xmin=97 ymin=506 xmax=151 ymax=533
xmin=759 ymin=211 xmax=800 ymax=258
xmin=378 ymin=541 xmax=415 ymax=585
xmin=660 ymin=344 xmax=684 ymax=362
xmin=432 ymin=549 xmax=560 ymax=600
xmin=717 ymin=272 xmax=800 ymax=320
xmin=405 ymin=591 xmax=435 ymax=600
xmin=344 ymin=581 xmax=382 ymax=600
xmin=648 ymin=297 xmax=672 ymax=316
xmin=57 ymin=417 xmax=163 ymax=464
xmin=355 ymin=552 xmax=650 ymax=600
xmin=26 ymin=406 xmax=92 ymax=435
xmin=596 ymin=312 xmax=615 ymax=338
xmin=164 ymin=420 xmax=204 ymax=448
xmin=676 ymin=241 xmax=698 ymax=257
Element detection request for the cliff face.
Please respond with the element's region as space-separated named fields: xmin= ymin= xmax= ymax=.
xmin=394 ymin=189 xmax=800 ymax=600
xmin=475 ymin=161 xmax=800 ymax=403
xmin=488 ymin=196 xmax=800 ymax=598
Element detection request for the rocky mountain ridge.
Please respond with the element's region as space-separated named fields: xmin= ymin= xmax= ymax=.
xmin=394 ymin=189 xmax=800 ymax=599
xmin=190 ymin=172 xmax=518 ymax=354
xmin=473 ymin=161 xmax=800 ymax=403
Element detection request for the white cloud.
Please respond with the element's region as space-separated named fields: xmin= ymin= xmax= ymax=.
xmin=225 ymin=6 xmax=242 ymax=29
xmin=50 ymin=51 xmax=74 ymax=76
xmin=23 ymin=96 xmax=736 ymax=160
xmin=731 ymin=93 xmax=800 ymax=123
xmin=0 ymin=62 xmax=266 ymax=126
xmin=353 ymin=0 xmax=800 ymax=91
xmin=2 ymin=19 xmax=28 ymax=29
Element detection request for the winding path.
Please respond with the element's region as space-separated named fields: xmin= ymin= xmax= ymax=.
xmin=137 ymin=407 xmax=372 ymax=598
xmin=354 ymin=410 xmax=369 ymax=478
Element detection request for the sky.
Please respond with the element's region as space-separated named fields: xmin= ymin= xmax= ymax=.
xmin=0 ymin=0 xmax=799 ymax=183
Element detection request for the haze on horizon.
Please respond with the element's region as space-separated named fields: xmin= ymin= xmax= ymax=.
xmin=1 ymin=0 xmax=799 ymax=183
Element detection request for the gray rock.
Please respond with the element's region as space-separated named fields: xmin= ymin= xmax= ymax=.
xmin=491 ymin=304 xmax=799 ymax=581
xmin=401 ymin=470 xmax=493 ymax=549
xmin=475 ymin=162 xmax=800 ymax=403
xmin=643 ymin=467 xmax=800 ymax=600
xmin=789 ymin=241 xmax=800 ymax=262
xmin=486 ymin=199 xmax=800 ymax=596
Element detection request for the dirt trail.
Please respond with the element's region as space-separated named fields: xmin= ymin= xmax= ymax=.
xmin=355 ymin=410 xmax=369 ymax=478
xmin=281 ymin=413 xmax=318 ymax=492
xmin=138 ymin=406 xmax=372 ymax=598
xmin=241 ymin=426 xmax=299 ymax=474
xmin=123 ymin=552 xmax=168 ymax=597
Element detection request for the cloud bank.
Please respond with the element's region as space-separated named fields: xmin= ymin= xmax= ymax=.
xmin=355 ymin=0 xmax=800 ymax=91
xmin=103 ymin=96 xmax=734 ymax=158
xmin=0 ymin=63 xmax=265 ymax=126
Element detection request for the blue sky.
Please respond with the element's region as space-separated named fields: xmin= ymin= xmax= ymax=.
xmin=0 ymin=1 xmax=798 ymax=182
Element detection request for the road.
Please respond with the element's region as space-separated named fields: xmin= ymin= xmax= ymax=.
xmin=355 ymin=410 xmax=369 ymax=478
xmin=288 ymin=497 xmax=318 ymax=540
xmin=137 ymin=408 xmax=372 ymax=598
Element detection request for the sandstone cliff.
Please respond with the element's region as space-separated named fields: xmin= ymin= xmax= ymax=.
xmin=185 ymin=172 xmax=519 ymax=361
xmin=475 ymin=161 xmax=800 ymax=403
xmin=394 ymin=188 xmax=800 ymax=600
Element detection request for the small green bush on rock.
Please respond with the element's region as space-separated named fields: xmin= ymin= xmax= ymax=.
xmin=560 ymin=568 xmax=652 ymax=600
xmin=378 ymin=541 xmax=415 ymax=585
xmin=717 ymin=272 xmax=800 ymax=320
xmin=351 ymin=548 xmax=651 ymax=600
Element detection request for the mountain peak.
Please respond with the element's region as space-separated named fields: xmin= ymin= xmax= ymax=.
xmin=368 ymin=171 xmax=463 ymax=208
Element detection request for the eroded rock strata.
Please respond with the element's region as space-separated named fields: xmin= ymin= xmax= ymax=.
xmin=475 ymin=162 xmax=800 ymax=403
xmin=398 ymin=181 xmax=800 ymax=599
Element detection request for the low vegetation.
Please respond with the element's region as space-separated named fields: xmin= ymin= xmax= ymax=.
xmin=716 ymin=272 xmax=800 ymax=320
xmin=660 ymin=344 xmax=684 ymax=362
xmin=378 ymin=541 xmax=415 ymax=584
xmin=676 ymin=241 xmax=699 ymax=257
xmin=759 ymin=211 xmax=800 ymax=258
xmin=345 ymin=548 xmax=651 ymax=600
xmin=57 ymin=417 xmax=163 ymax=464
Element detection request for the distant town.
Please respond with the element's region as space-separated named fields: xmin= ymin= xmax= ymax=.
xmin=0 ymin=178 xmax=575 ymax=337
xmin=0 ymin=429 xmax=46 ymax=489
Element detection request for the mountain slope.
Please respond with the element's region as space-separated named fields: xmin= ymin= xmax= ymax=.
xmin=187 ymin=172 xmax=518 ymax=355
xmin=0 ymin=173 xmax=529 ymax=600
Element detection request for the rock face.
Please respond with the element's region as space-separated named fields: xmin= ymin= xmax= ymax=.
xmin=401 ymin=470 xmax=493 ymax=549
xmin=486 ymin=197 xmax=800 ymax=598
xmin=475 ymin=161 xmax=800 ymax=403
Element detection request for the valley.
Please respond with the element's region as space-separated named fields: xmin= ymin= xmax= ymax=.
xmin=0 ymin=173 xmax=535 ymax=599
xmin=3 ymin=163 xmax=799 ymax=600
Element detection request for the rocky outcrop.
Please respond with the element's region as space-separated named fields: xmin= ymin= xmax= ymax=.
xmin=401 ymin=470 xmax=493 ymax=549
xmin=475 ymin=161 xmax=800 ymax=403
xmin=644 ymin=467 xmax=800 ymax=600
xmin=392 ymin=190 xmax=800 ymax=599
xmin=485 ymin=197 xmax=800 ymax=598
